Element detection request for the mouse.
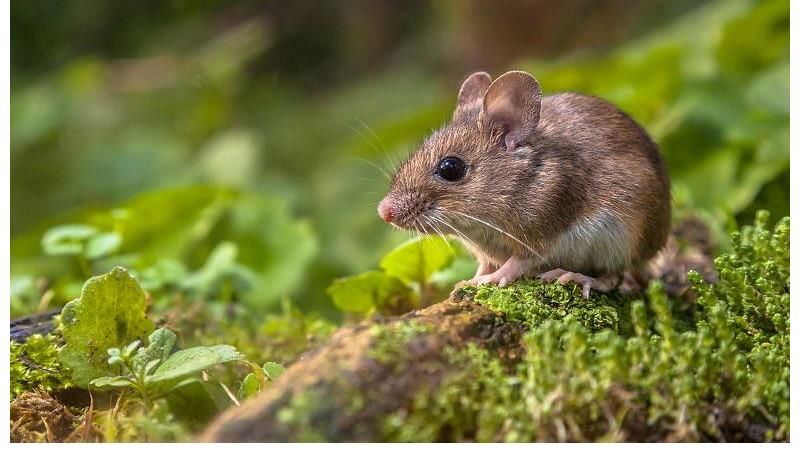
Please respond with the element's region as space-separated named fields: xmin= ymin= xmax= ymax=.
xmin=377 ymin=70 xmax=671 ymax=299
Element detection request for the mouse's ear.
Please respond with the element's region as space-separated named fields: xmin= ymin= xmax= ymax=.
xmin=482 ymin=71 xmax=542 ymax=150
xmin=453 ymin=72 xmax=492 ymax=121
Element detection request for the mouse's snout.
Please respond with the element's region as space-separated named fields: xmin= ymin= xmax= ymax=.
xmin=377 ymin=191 xmax=428 ymax=229
xmin=377 ymin=197 xmax=395 ymax=223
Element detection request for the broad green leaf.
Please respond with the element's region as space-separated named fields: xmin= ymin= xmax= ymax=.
xmin=262 ymin=362 xmax=285 ymax=381
xmin=58 ymin=266 xmax=155 ymax=387
xmin=148 ymin=345 xmax=244 ymax=390
xmin=379 ymin=236 xmax=455 ymax=285
xmin=326 ymin=270 xmax=416 ymax=315
xmin=41 ymin=224 xmax=98 ymax=256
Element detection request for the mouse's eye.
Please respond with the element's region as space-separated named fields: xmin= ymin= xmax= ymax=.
xmin=435 ymin=156 xmax=466 ymax=182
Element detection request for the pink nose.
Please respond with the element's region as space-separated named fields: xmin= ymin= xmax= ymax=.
xmin=378 ymin=198 xmax=394 ymax=223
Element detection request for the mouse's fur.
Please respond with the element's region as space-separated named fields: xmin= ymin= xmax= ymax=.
xmin=379 ymin=70 xmax=670 ymax=293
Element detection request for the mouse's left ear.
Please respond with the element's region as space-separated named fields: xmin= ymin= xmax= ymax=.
xmin=482 ymin=71 xmax=542 ymax=151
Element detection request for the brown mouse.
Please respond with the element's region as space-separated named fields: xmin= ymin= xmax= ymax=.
xmin=377 ymin=70 xmax=671 ymax=298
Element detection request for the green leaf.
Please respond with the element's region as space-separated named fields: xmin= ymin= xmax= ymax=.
xmin=326 ymin=270 xmax=416 ymax=315
xmin=148 ymin=345 xmax=244 ymax=391
xmin=262 ymin=362 xmax=285 ymax=381
xmin=89 ymin=376 xmax=135 ymax=390
xmin=238 ymin=372 xmax=261 ymax=400
xmin=379 ymin=236 xmax=455 ymax=285
xmin=166 ymin=379 xmax=235 ymax=428
xmin=137 ymin=258 xmax=188 ymax=292
xmin=41 ymin=224 xmax=98 ymax=256
xmin=180 ymin=241 xmax=258 ymax=296
xmin=58 ymin=266 xmax=155 ymax=387
xmin=84 ymin=232 xmax=122 ymax=259
xmin=132 ymin=328 xmax=177 ymax=372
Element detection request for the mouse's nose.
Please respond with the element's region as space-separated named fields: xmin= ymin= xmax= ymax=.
xmin=377 ymin=198 xmax=395 ymax=223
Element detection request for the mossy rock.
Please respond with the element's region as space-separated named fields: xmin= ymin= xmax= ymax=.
xmin=200 ymin=300 xmax=525 ymax=442
xmin=201 ymin=213 xmax=789 ymax=442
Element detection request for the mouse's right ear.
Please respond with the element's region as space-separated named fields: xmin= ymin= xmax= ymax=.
xmin=453 ymin=72 xmax=492 ymax=121
xmin=482 ymin=71 xmax=542 ymax=151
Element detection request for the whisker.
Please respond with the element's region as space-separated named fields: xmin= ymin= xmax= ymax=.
xmin=354 ymin=157 xmax=391 ymax=181
xmin=423 ymin=216 xmax=453 ymax=253
xmin=356 ymin=118 xmax=391 ymax=159
xmin=448 ymin=210 xmax=542 ymax=260
xmin=346 ymin=121 xmax=393 ymax=181
xmin=415 ymin=217 xmax=431 ymax=239
xmin=347 ymin=121 xmax=383 ymax=157
xmin=355 ymin=118 xmax=404 ymax=175
xmin=430 ymin=213 xmax=479 ymax=251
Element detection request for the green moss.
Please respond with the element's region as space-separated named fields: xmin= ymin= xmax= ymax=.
xmin=384 ymin=212 xmax=790 ymax=442
xmin=469 ymin=279 xmax=623 ymax=333
xmin=367 ymin=320 xmax=432 ymax=365
xmin=10 ymin=334 xmax=71 ymax=400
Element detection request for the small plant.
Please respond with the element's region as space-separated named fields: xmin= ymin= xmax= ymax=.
xmin=89 ymin=327 xmax=245 ymax=408
xmin=41 ymin=224 xmax=123 ymax=277
xmin=327 ymin=235 xmax=473 ymax=318
xmin=58 ymin=267 xmax=155 ymax=387
xmin=238 ymin=361 xmax=286 ymax=401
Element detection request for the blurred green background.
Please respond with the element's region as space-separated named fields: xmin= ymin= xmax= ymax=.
xmin=10 ymin=0 xmax=789 ymax=321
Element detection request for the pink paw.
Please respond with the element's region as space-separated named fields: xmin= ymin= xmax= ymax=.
xmin=538 ymin=269 xmax=620 ymax=299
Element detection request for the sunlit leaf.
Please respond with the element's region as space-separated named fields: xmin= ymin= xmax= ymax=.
xmin=379 ymin=236 xmax=455 ymax=285
xmin=262 ymin=362 xmax=285 ymax=381
xmin=327 ymin=270 xmax=416 ymax=315
xmin=58 ymin=266 xmax=154 ymax=387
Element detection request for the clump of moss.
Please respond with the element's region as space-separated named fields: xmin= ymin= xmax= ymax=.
xmin=691 ymin=211 xmax=789 ymax=438
xmin=384 ymin=212 xmax=789 ymax=442
xmin=470 ymin=279 xmax=623 ymax=333
xmin=10 ymin=334 xmax=71 ymax=400
xmin=368 ymin=320 xmax=432 ymax=365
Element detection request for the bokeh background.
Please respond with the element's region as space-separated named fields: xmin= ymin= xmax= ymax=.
xmin=11 ymin=0 xmax=789 ymax=322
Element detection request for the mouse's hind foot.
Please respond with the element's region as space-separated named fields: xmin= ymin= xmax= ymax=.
xmin=538 ymin=268 xmax=621 ymax=299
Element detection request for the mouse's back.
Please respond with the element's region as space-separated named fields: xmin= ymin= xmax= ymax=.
xmin=532 ymin=91 xmax=671 ymax=274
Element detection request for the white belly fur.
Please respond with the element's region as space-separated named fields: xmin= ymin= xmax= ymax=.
xmin=544 ymin=210 xmax=631 ymax=275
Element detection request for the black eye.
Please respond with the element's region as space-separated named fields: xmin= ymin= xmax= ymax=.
xmin=435 ymin=156 xmax=466 ymax=182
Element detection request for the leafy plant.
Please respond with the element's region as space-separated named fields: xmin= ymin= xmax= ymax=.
xmin=90 ymin=328 xmax=244 ymax=408
xmin=41 ymin=224 xmax=122 ymax=278
xmin=12 ymin=186 xmax=318 ymax=316
xmin=326 ymin=235 xmax=472 ymax=318
xmin=58 ymin=266 xmax=154 ymax=387
xmin=238 ymin=361 xmax=286 ymax=401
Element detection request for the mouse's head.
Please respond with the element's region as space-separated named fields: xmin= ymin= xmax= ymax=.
xmin=378 ymin=70 xmax=543 ymax=235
